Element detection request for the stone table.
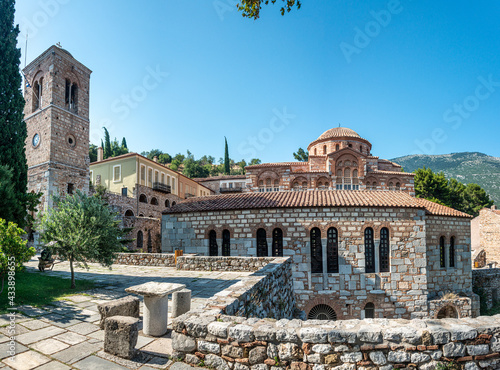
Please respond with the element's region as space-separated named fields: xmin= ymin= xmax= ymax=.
xmin=125 ymin=282 xmax=186 ymax=336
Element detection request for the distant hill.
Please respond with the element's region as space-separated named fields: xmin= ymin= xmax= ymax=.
xmin=391 ymin=152 xmax=500 ymax=205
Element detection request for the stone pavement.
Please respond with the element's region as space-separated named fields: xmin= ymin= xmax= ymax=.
xmin=0 ymin=257 xmax=251 ymax=369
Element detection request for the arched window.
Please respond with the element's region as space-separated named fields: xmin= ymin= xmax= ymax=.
xmin=365 ymin=228 xmax=375 ymax=273
xmin=137 ymin=230 xmax=143 ymax=250
xmin=139 ymin=194 xmax=147 ymax=203
xmin=292 ymin=182 xmax=299 ymax=190
xmin=379 ymin=228 xmax=390 ymax=272
xmin=308 ymin=304 xmax=337 ymax=320
xmin=150 ymin=197 xmax=158 ymax=205
xmin=314 ymin=148 xmax=317 ymax=155
xmin=317 ymin=181 xmax=322 ymax=187
xmin=449 ymin=237 xmax=455 ymax=268
xmin=70 ymin=82 xmax=78 ymax=113
xmin=440 ymin=236 xmax=446 ymax=268
xmin=147 ymin=230 xmax=152 ymax=253
xmin=256 ymin=228 xmax=268 ymax=257
xmin=274 ymin=179 xmax=279 ymax=191
xmin=388 ymin=182 xmax=394 ymax=190
xmin=32 ymin=78 xmax=43 ymax=111
xmin=327 ymin=227 xmax=339 ymax=273
xmin=323 ymin=145 xmax=327 ymax=154
xmin=139 ymin=214 xmax=144 ymax=217
xmin=165 ymin=199 xmax=170 ymax=207
xmin=364 ymin=303 xmax=375 ymax=319
xmin=302 ymin=181 xmax=307 ymax=189
xmin=359 ymin=145 xmax=362 ymax=152
xmin=395 ymin=182 xmax=401 ymax=190
xmin=124 ymin=210 xmax=134 ymax=217
xmin=348 ymin=144 xmax=352 ymax=148
xmin=222 ymin=229 xmax=231 ymax=256
xmin=209 ymin=230 xmax=218 ymax=256
xmin=171 ymin=201 xmax=176 ymax=206
xmin=272 ymin=228 xmax=283 ymax=257
xmin=336 ymin=144 xmax=339 ymax=151
xmin=310 ymin=228 xmax=322 ymax=273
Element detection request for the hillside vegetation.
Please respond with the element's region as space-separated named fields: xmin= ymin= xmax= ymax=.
xmin=392 ymin=152 xmax=500 ymax=205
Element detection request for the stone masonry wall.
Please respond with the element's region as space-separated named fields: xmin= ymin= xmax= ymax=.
xmin=114 ymin=253 xmax=175 ymax=266
xmin=172 ymin=311 xmax=500 ymax=370
xmin=171 ymin=256 xmax=500 ymax=369
xmin=162 ymin=206 xmax=453 ymax=319
xmin=473 ymin=268 xmax=500 ymax=310
xmin=176 ymin=256 xmax=276 ymax=272
xmin=473 ymin=208 xmax=500 ymax=265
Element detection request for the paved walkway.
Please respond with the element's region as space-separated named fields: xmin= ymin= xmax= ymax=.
xmin=0 ymin=257 xmax=251 ymax=369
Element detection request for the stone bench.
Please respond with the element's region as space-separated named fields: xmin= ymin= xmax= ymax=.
xmin=104 ymin=315 xmax=139 ymax=359
xmin=126 ymin=282 xmax=186 ymax=336
xmin=97 ymin=295 xmax=140 ymax=329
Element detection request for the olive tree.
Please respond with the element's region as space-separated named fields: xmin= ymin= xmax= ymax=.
xmin=39 ymin=191 xmax=124 ymax=288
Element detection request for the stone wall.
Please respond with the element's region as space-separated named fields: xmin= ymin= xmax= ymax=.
xmin=171 ymin=257 xmax=500 ymax=369
xmin=162 ymin=206 xmax=477 ymax=319
xmin=172 ymin=312 xmax=500 ymax=370
xmin=471 ymin=207 xmax=500 ymax=265
xmin=473 ymin=268 xmax=500 ymax=310
xmin=176 ymin=256 xmax=276 ymax=272
xmin=114 ymin=253 xmax=175 ymax=267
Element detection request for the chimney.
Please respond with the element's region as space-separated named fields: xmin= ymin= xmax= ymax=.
xmin=97 ymin=147 xmax=103 ymax=161
xmin=153 ymin=156 xmax=158 ymax=162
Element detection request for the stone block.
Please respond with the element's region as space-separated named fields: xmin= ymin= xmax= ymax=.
xmin=172 ymin=289 xmax=192 ymax=318
xmin=97 ymin=295 xmax=140 ymax=330
xmin=103 ymin=315 xmax=139 ymax=359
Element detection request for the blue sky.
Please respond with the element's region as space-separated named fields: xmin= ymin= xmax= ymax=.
xmin=15 ymin=0 xmax=500 ymax=163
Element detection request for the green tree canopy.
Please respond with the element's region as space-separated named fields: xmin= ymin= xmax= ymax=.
xmin=293 ymin=148 xmax=309 ymax=162
xmin=103 ymin=127 xmax=112 ymax=159
xmin=89 ymin=144 xmax=98 ymax=163
xmin=0 ymin=0 xmax=27 ymax=227
xmin=0 ymin=219 xmax=36 ymax=292
xmin=237 ymin=0 xmax=301 ymax=19
xmin=249 ymin=158 xmax=262 ymax=165
xmin=414 ymin=167 xmax=493 ymax=216
xmin=0 ymin=165 xmax=17 ymax=225
xmin=39 ymin=191 xmax=124 ymax=288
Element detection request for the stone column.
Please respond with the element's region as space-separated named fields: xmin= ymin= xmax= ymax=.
xmin=171 ymin=289 xmax=191 ymax=318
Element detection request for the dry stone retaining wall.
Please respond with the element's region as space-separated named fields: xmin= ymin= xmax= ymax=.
xmin=114 ymin=253 xmax=175 ymax=267
xmin=175 ymin=256 xmax=275 ymax=272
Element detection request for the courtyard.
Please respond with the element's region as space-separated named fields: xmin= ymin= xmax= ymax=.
xmin=0 ymin=257 xmax=252 ymax=369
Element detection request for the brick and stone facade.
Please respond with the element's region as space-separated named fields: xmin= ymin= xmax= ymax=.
xmin=171 ymin=257 xmax=499 ymax=370
xmin=23 ymin=45 xmax=91 ymax=214
xmin=162 ymin=190 xmax=478 ymax=320
xmin=245 ymin=127 xmax=415 ymax=194
xmin=472 ymin=206 xmax=500 ymax=266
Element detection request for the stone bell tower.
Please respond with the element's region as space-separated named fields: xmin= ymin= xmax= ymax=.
xmin=23 ymin=45 xmax=92 ymax=213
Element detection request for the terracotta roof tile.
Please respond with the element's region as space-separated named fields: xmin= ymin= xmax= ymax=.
xmin=368 ymin=169 xmax=415 ymax=176
xmin=192 ymin=175 xmax=246 ymax=182
xmin=414 ymin=198 xmax=472 ymax=218
xmin=246 ymin=162 xmax=308 ymax=169
xmin=163 ymin=190 xmax=472 ymax=218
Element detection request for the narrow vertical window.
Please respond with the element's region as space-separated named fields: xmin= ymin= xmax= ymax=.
xmin=323 ymin=145 xmax=327 ymax=154
xmin=379 ymin=228 xmax=390 ymax=272
xmin=65 ymin=79 xmax=71 ymax=108
xmin=209 ymin=230 xmax=218 ymax=256
xmin=222 ymin=229 xmax=231 ymax=256
xmin=440 ymin=236 xmax=446 ymax=268
xmin=449 ymin=237 xmax=455 ymax=268
xmin=272 ymin=228 xmax=283 ymax=257
xmin=256 ymin=228 xmax=268 ymax=257
xmin=137 ymin=231 xmax=143 ymax=250
xmin=365 ymin=228 xmax=375 ymax=273
xmin=310 ymin=227 xmax=323 ymax=273
xmin=327 ymin=227 xmax=339 ymax=273
xmin=364 ymin=303 xmax=375 ymax=319
xmin=70 ymin=82 xmax=78 ymax=113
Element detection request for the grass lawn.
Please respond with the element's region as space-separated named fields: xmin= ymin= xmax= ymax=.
xmin=0 ymin=271 xmax=95 ymax=314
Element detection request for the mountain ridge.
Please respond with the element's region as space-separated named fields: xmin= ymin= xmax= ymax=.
xmin=391 ymin=152 xmax=500 ymax=205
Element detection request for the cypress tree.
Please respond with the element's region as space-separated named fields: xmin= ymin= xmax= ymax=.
xmin=0 ymin=0 xmax=27 ymax=226
xmin=103 ymin=127 xmax=112 ymax=159
xmin=121 ymin=137 xmax=128 ymax=150
xmin=224 ymin=137 xmax=230 ymax=175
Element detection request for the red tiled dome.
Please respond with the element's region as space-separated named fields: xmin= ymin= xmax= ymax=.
xmin=318 ymin=127 xmax=361 ymax=140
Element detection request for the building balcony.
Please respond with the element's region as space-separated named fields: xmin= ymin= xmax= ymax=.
xmin=152 ymin=182 xmax=171 ymax=193
xmin=220 ymin=186 xmax=243 ymax=193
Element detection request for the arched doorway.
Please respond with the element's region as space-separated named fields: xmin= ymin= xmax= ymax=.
xmin=437 ymin=305 xmax=458 ymax=319
xmin=209 ymin=230 xmax=218 ymax=256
